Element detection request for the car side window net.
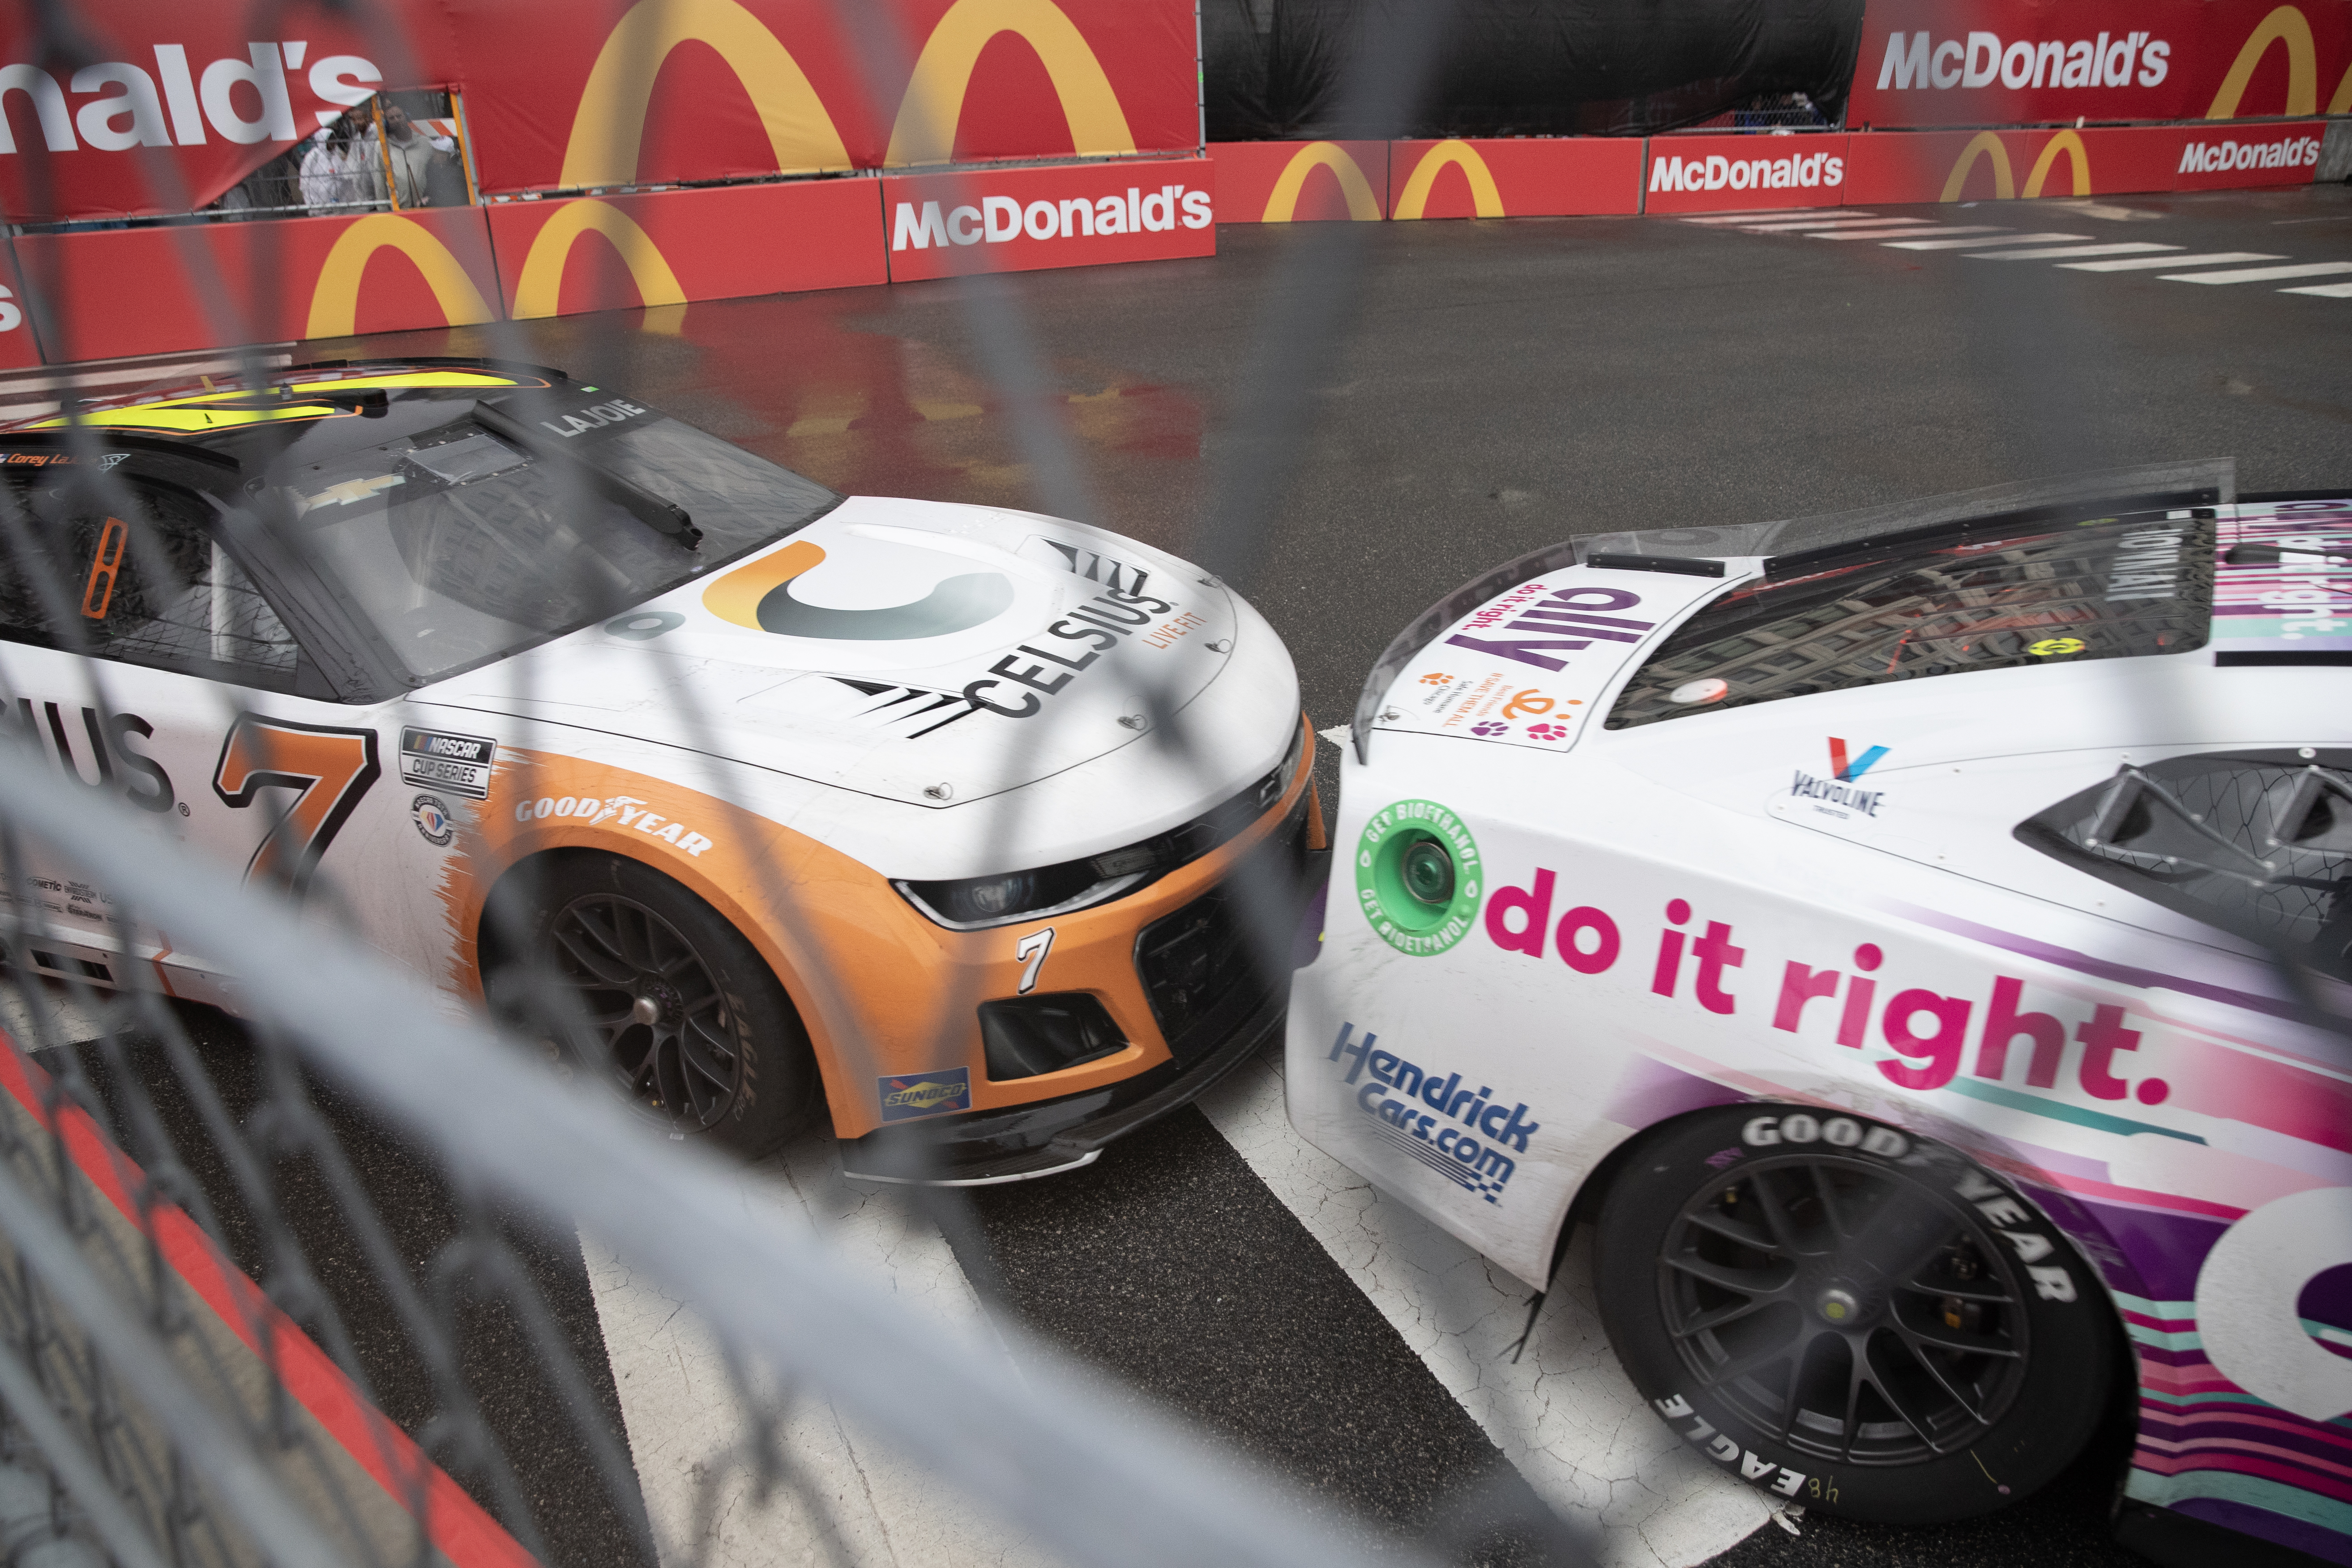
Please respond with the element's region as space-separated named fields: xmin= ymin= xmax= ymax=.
xmin=0 ymin=476 xmax=298 ymax=686
xmin=1606 ymin=512 xmax=2217 ymax=731
xmin=2015 ymin=751 xmax=2352 ymax=979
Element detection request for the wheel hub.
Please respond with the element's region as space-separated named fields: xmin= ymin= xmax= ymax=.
xmin=1814 ymin=1285 xmax=1862 ymax=1325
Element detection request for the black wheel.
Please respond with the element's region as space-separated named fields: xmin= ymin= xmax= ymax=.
xmin=486 ymin=855 xmax=817 ymax=1158
xmin=1594 ymin=1106 xmax=2114 ymax=1524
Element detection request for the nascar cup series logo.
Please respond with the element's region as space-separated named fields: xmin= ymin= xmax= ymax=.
xmin=1356 ymin=799 xmax=1481 ymax=955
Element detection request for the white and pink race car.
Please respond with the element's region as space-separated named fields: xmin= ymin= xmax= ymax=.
xmin=1289 ymin=473 xmax=2352 ymax=1560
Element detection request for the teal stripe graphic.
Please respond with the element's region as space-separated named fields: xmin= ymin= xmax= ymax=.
xmin=1944 ymin=1077 xmax=2207 ymax=1143
xmin=2128 ymin=1465 xmax=2352 ymax=1537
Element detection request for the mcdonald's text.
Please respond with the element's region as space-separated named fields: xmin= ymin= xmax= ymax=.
xmin=1648 ymin=150 xmax=1844 ymax=196
xmin=881 ymin=159 xmax=1214 ymax=283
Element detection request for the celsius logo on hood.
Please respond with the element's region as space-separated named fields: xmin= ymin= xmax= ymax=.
xmin=703 ymin=541 xmax=1013 ymax=641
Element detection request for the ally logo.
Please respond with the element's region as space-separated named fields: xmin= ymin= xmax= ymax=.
xmin=1828 ymin=738 xmax=1889 ymax=782
xmin=702 ymin=540 xmax=1013 ymax=641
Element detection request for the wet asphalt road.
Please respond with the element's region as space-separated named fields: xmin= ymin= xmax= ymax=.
xmin=52 ymin=183 xmax=2352 ymax=1566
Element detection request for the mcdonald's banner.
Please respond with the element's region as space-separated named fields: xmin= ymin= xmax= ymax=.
xmin=1209 ymin=141 xmax=1392 ymax=222
xmin=1842 ymin=122 xmax=2327 ymax=205
xmin=2 ymin=0 xmax=1198 ymax=222
xmin=1847 ymin=0 xmax=2352 ymax=129
xmin=11 ymin=206 xmax=501 ymax=363
xmin=1642 ymin=134 xmax=1852 ymax=215
xmin=1386 ymin=139 xmax=1642 ymax=219
xmin=0 ymin=246 xmax=40 ymax=372
xmin=483 ymin=179 xmax=883 ymax=321
xmin=453 ymin=0 xmax=1199 ymax=195
xmin=880 ymin=156 xmax=1213 ymax=282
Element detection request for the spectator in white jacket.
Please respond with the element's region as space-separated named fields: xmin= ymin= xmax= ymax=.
xmin=298 ymin=111 xmax=373 ymax=214
xmin=359 ymin=104 xmax=462 ymax=209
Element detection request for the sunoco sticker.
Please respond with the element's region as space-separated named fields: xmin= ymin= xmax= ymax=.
xmin=399 ymin=728 xmax=497 ymax=800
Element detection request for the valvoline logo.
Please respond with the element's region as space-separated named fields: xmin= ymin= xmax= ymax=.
xmin=1828 ymin=738 xmax=1889 ymax=782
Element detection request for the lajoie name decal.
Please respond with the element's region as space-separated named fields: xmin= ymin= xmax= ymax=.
xmin=399 ymin=727 xmax=496 ymax=799
xmin=962 ymin=586 xmax=1179 ymax=719
xmin=514 ymin=793 xmax=714 ymax=856
xmin=1650 ymin=1393 xmax=1808 ymax=1498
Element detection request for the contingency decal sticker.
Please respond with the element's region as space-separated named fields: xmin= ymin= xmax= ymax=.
xmin=399 ymin=727 xmax=497 ymax=799
xmin=2211 ymin=498 xmax=2352 ymax=658
xmin=1356 ymin=799 xmax=1482 ymax=955
xmin=878 ymin=1068 xmax=973 ymax=1122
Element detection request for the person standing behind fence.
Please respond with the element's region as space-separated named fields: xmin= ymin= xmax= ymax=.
xmin=361 ymin=103 xmax=461 ymax=209
xmin=299 ymin=111 xmax=374 ymax=214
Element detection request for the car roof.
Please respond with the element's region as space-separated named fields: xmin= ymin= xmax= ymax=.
xmin=0 ymin=357 xmax=581 ymax=478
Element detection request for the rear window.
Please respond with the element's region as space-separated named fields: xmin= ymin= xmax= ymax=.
xmin=2016 ymin=750 xmax=2352 ymax=978
xmin=1606 ymin=511 xmax=2215 ymax=730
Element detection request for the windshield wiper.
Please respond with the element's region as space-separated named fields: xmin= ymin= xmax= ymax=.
xmin=473 ymin=397 xmax=701 ymax=550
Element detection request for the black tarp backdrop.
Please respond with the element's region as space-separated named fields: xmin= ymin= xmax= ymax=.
xmin=1204 ymin=0 xmax=1869 ymax=140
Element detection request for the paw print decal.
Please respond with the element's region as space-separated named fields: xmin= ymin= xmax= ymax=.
xmin=1526 ymin=722 xmax=1568 ymax=741
xmin=1420 ymin=672 xmax=1452 ymax=685
xmin=1471 ymin=720 xmax=1509 ymax=736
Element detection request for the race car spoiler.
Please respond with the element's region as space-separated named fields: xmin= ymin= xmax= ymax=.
xmin=1352 ymin=457 xmax=2238 ymax=765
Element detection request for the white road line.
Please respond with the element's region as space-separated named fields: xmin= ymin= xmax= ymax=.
xmin=1194 ymin=1047 xmax=1772 ymax=1568
xmin=587 ymin=1136 xmax=1064 ymax=1568
xmin=2058 ymin=251 xmax=2286 ymax=272
xmin=2164 ymin=261 xmax=2352 ymax=285
xmin=1732 ymin=216 xmax=1930 ymax=233
xmin=1809 ymin=225 xmax=2008 ymax=241
xmin=1968 ymin=242 xmax=2182 ymax=261
xmin=2282 ymin=280 xmax=2352 ymax=298
xmin=1883 ymin=231 xmax=2090 ymax=250
xmin=1679 ymin=209 xmax=1851 ymax=224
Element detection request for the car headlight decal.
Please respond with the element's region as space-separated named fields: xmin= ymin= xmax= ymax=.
xmin=895 ymin=715 xmax=1307 ymax=930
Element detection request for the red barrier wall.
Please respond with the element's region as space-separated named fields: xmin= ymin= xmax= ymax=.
xmin=1209 ymin=142 xmax=1391 ymax=221
xmin=1844 ymin=121 xmax=2325 ymax=204
xmin=485 ymin=180 xmax=885 ymax=320
xmin=881 ymin=157 xmax=1214 ymax=282
xmin=0 ymin=248 xmax=43 ymax=372
xmin=1388 ymin=138 xmax=1642 ymax=218
xmin=1847 ymin=0 xmax=2352 ymax=128
xmin=13 ymin=207 xmax=502 ymax=362
xmin=1642 ymin=134 xmax=1852 ymax=214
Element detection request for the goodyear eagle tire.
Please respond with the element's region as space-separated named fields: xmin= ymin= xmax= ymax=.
xmin=1593 ymin=1105 xmax=2113 ymax=1524
xmin=488 ymin=856 xmax=817 ymax=1159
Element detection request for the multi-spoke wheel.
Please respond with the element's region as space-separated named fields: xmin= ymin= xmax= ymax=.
xmin=1595 ymin=1107 xmax=2117 ymax=1524
xmin=485 ymin=854 xmax=817 ymax=1158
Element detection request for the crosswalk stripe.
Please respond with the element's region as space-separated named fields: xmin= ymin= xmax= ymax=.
xmin=1968 ymin=242 xmax=2181 ymax=261
xmin=2282 ymin=280 xmax=2352 ymax=298
xmin=1882 ymin=231 xmax=2091 ymax=250
xmin=2163 ymin=260 xmax=2352 ymax=284
xmin=2058 ymin=251 xmax=2286 ymax=272
xmin=1811 ymin=225 xmax=2007 ymax=241
xmin=1727 ymin=217 xmax=1927 ymax=233
xmin=1679 ymin=208 xmax=1850 ymax=224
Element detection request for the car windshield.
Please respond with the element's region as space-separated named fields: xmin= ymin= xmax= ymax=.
xmin=1607 ymin=510 xmax=2217 ymax=730
xmin=272 ymin=402 xmax=836 ymax=684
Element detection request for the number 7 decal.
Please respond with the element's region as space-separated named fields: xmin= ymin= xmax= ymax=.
xmin=1015 ymin=927 xmax=1054 ymax=995
xmin=213 ymin=715 xmax=381 ymax=896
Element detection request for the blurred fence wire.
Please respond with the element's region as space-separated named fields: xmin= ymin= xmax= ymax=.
xmin=0 ymin=0 xmax=1604 ymax=1567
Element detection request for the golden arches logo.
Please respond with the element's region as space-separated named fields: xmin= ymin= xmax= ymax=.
xmin=560 ymin=0 xmax=852 ymax=188
xmin=885 ymin=0 xmax=1135 ymax=167
xmin=1938 ymin=129 xmax=2090 ymax=202
xmin=1262 ymin=143 xmax=1381 ymax=222
xmin=305 ymin=215 xmax=496 ymax=341
xmin=512 ymin=200 xmax=689 ymax=323
xmin=1392 ymin=141 xmax=1505 ymax=220
xmin=2207 ymin=4 xmax=2319 ymax=118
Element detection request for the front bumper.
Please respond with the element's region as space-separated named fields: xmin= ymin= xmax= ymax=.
xmin=837 ymin=784 xmax=1315 ymax=1183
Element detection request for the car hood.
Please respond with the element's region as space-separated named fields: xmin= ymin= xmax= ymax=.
xmin=424 ymin=496 xmax=1266 ymax=806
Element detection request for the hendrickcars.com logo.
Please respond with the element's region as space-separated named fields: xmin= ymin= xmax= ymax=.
xmin=893 ymin=183 xmax=1212 ymax=251
xmin=1649 ymin=150 xmax=1843 ymax=196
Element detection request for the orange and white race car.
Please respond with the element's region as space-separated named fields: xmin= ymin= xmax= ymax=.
xmin=0 ymin=359 xmax=1317 ymax=1180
